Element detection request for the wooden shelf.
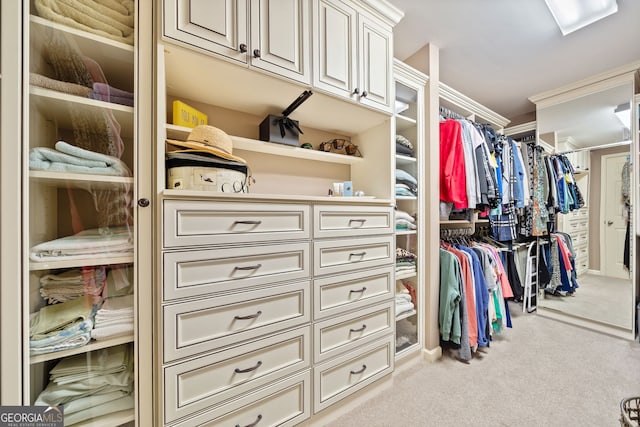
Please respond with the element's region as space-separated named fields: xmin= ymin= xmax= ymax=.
xmin=395 ymin=230 xmax=417 ymax=236
xmin=395 ymin=154 xmax=417 ymax=166
xmin=396 ymin=309 xmax=417 ymax=322
xmin=30 ymin=171 xmax=133 ymax=189
xmin=30 ymin=255 xmax=134 ymax=271
xmin=30 ymin=86 xmax=134 ymax=136
xmin=30 ymin=334 xmax=134 ymax=364
xmin=395 ymin=114 xmax=417 ymax=132
xmin=73 ymin=409 xmax=134 ymax=427
xmin=30 ymin=15 xmax=134 ymax=91
xmin=161 ymin=189 xmax=392 ymax=205
xmin=165 ymin=124 xmax=364 ymax=165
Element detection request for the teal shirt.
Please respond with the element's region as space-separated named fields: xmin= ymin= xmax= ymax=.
xmin=439 ymin=249 xmax=461 ymax=343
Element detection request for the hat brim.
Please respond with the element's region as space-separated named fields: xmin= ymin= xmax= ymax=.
xmin=166 ymin=139 xmax=246 ymax=164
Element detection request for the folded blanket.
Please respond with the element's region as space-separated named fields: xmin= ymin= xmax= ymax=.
xmin=92 ymin=82 xmax=133 ymax=99
xmin=395 ymin=219 xmax=417 ymax=230
xmin=31 ymin=295 xmax=96 ymax=337
xmin=89 ymin=92 xmax=134 ymax=107
xmin=395 ymin=209 xmax=415 ymax=223
xmin=395 ymin=142 xmax=414 ymax=157
xmin=30 ymin=226 xmax=133 ymax=262
xmin=64 ymin=394 xmax=134 ymax=426
xmin=30 ymin=330 xmax=92 ymax=355
xmin=35 ymin=0 xmax=135 ymax=45
xmin=395 ymin=169 xmax=417 ymax=185
xmin=40 ymin=267 xmax=107 ymax=303
xmin=30 ymin=141 xmax=131 ymax=176
xmin=30 ymin=73 xmax=92 ymax=97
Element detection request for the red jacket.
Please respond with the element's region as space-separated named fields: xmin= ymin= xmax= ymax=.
xmin=440 ymin=120 xmax=467 ymax=209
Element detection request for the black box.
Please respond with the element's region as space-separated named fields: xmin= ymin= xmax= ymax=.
xmin=259 ymin=114 xmax=300 ymax=147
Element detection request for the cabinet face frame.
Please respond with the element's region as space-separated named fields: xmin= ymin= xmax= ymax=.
xmin=250 ymin=0 xmax=311 ymax=83
xmin=164 ymin=0 xmax=249 ymax=63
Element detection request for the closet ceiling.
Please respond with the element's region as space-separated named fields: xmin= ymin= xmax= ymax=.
xmin=388 ymin=0 xmax=640 ymax=120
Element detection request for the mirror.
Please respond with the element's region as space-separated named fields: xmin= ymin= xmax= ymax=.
xmin=535 ymin=77 xmax=635 ymax=337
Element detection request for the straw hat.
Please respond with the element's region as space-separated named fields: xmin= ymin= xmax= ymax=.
xmin=167 ymin=125 xmax=246 ymax=164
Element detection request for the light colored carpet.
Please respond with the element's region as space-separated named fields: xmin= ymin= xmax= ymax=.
xmin=328 ymin=302 xmax=640 ymax=427
xmin=539 ymin=273 xmax=633 ymax=329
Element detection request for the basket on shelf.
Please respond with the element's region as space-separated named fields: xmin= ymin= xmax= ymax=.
xmin=620 ymin=396 xmax=640 ymax=426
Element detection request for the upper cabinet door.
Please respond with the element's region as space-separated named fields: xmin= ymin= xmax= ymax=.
xmin=164 ymin=0 xmax=249 ymax=63
xmin=250 ymin=0 xmax=310 ymax=84
xmin=312 ymin=0 xmax=357 ymax=99
xmin=358 ymin=14 xmax=392 ymax=113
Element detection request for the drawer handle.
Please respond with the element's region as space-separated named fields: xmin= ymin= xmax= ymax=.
xmin=348 ymin=218 xmax=367 ymax=227
xmin=236 ymin=414 xmax=262 ymax=427
xmin=349 ymin=286 xmax=367 ymax=294
xmin=350 ymin=364 xmax=367 ymax=375
xmin=233 ymin=264 xmax=262 ymax=272
xmin=234 ymin=310 xmax=263 ymax=320
xmin=349 ymin=324 xmax=367 ymax=333
xmin=234 ymin=360 xmax=263 ymax=374
xmin=233 ymin=220 xmax=262 ymax=226
xmin=348 ymin=252 xmax=367 ymax=259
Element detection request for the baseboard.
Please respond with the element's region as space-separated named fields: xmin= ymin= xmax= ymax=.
xmin=422 ymin=345 xmax=442 ymax=362
xmin=588 ymin=269 xmax=602 ymax=275
xmin=536 ymin=307 xmax=635 ymax=341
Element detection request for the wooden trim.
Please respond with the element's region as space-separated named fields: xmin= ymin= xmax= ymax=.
xmin=439 ymin=81 xmax=510 ymax=128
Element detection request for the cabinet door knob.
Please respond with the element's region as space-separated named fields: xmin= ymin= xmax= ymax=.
xmin=239 ymin=43 xmax=248 ymax=53
xmin=253 ymin=49 xmax=261 ymax=58
xmin=137 ymin=198 xmax=150 ymax=207
xmin=352 ymin=88 xmax=359 ymax=95
xmin=361 ymin=90 xmax=368 ymax=98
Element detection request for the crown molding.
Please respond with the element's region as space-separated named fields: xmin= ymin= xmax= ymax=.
xmin=529 ymin=60 xmax=640 ymax=108
xmin=360 ymin=0 xmax=405 ymax=25
xmin=393 ymin=58 xmax=428 ymax=85
xmin=504 ymin=121 xmax=536 ymax=137
xmin=439 ymin=82 xmax=510 ymax=128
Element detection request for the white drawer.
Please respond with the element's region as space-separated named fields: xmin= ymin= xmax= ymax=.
xmin=313 ymin=205 xmax=393 ymax=238
xmin=314 ymin=267 xmax=394 ymax=320
xmin=313 ymin=235 xmax=394 ymax=276
xmin=567 ymin=219 xmax=588 ymax=232
xmin=164 ymin=327 xmax=310 ymax=424
xmin=313 ymin=334 xmax=394 ymax=413
xmin=313 ymin=301 xmax=394 ymax=363
xmin=572 ymin=231 xmax=588 ymax=246
xmin=574 ymin=244 xmax=588 ymax=261
xmin=173 ymin=371 xmax=311 ymax=427
xmin=163 ymin=281 xmax=310 ymax=362
xmin=163 ymin=242 xmax=310 ymax=301
xmin=163 ymin=200 xmax=310 ymax=248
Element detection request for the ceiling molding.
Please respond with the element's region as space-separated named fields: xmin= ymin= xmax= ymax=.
xmin=393 ymin=58 xmax=428 ymax=85
xmin=504 ymin=121 xmax=536 ymax=137
xmin=529 ymin=60 xmax=640 ymax=107
xmin=439 ymin=82 xmax=510 ymax=128
xmin=361 ymin=0 xmax=405 ymax=25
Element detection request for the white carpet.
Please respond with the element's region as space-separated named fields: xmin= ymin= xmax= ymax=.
xmin=328 ymin=302 xmax=640 ymax=426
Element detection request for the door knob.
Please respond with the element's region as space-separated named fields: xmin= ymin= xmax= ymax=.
xmin=239 ymin=43 xmax=247 ymax=53
xmin=607 ymin=220 xmax=613 ymax=225
xmin=253 ymin=49 xmax=261 ymax=58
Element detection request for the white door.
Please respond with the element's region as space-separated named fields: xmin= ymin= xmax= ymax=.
xmin=312 ymin=0 xmax=357 ymax=98
xmin=165 ymin=0 xmax=248 ymax=62
xmin=250 ymin=0 xmax=310 ymax=83
xmin=358 ymin=13 xmax=392 ymax=113
xmin=600 ymin=153 xmax=629 ymax=278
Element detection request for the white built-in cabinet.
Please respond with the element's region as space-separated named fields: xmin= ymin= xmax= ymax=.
xmin=158 ymin=0 xmax=403 ymax=424
xmin=392 ymin=60 xmax=427 ymax=358
xmin=313 ymin=0 xmax=393 ymax=112
xmin=164 ymin=0 xmax=311 ymax=84
xmin=0 ymin=0 xmax=154 ymax=425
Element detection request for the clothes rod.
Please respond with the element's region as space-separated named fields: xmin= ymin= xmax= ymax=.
xmin=555 ymin=139 xmax=631 ymax=155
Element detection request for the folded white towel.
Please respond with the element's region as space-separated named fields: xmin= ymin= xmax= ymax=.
xmin=395 ymin=209 xmax=415 ymax=223
xmin=29 ymin=141 xmax=130 ymax=176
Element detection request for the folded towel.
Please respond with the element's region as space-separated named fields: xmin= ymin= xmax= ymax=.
xmin=30 ymin=141 xmax=131 ymax=176
xmin=395 ymin=219 xmax=417 ymax=230
xmin=91 ymin=323 xmax=133 ymax=340
xmin=103 ymin=265 xmax=133 ymax=298
xmin=30 ymin=73 xmax=92 ymax=97
xmin=30 ymin=226 xmax=133 ymax=262
xmin=30 ymin=330 xmax=92 ymax=355
xmin=35 ymin=0 xmax=135 ymax=45
xmin=63 ymin=394 xmax=134 ymax=426
xmin=50 ymin=344 xmax=130 ymax=380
